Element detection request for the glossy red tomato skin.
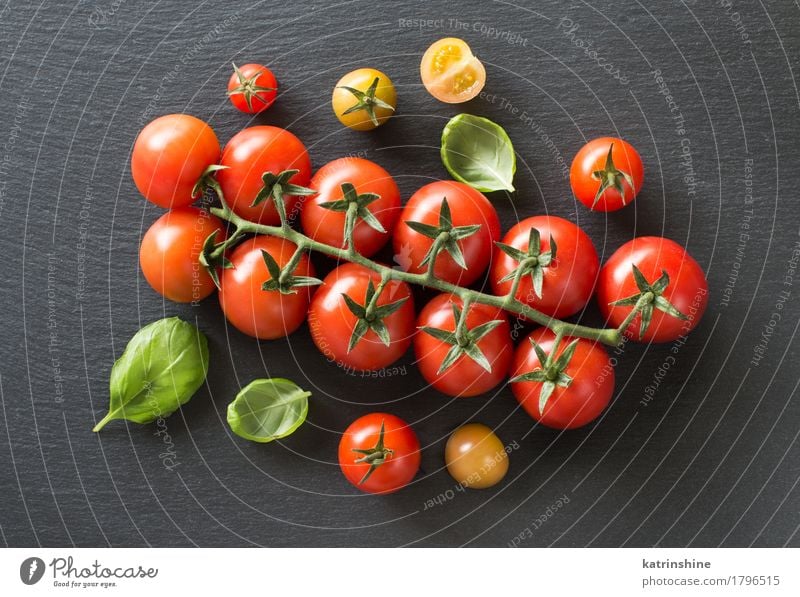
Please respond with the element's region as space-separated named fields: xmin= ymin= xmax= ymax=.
xmin=414 ymin=294 xmax=512 ymax=397
xmin=338 ymin=413 xmax=421 ymax=494
xmin=570 ymin=137 xmax=644 ymax=212
xmin=139 ymin=207 xmax=225 ymax=303
xmin=217 ymin=126 xmax=311 ymax=225
xmin=308 ymin=263 xmax=415 ymax=371
xmin=301 ymin=158 xmax=401 ymax=257
xmin=392 ymin=181 xmax=501 ymax=286
xmin=131 ymin=114 xmax=220 ymax=208
xmin=511 ymin=328 xmax=614 ymax=430
xmin=597 ymin=237 xmax=708 ymax=343
xmin=218 ymin=236 xmax=315 ymax=339
xmin=490 ymin=216 xmax=599 ymax=319
xmin=227 ymin=63 xmax=278 ymax=113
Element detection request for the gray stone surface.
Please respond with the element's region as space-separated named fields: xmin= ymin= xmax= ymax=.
xmin=0 ymin=0 xmax=798 ymax=547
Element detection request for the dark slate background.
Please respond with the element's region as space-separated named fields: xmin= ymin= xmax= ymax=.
xmin=1 ymin=0 xmax=798 ymax=548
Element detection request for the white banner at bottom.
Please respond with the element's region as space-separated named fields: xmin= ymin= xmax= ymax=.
xmin=0 ymin=548 xmax=796 ymax=595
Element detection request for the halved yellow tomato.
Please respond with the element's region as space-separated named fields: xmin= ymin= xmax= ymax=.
xmin=420 ymin=38 xmax=486 ymax=103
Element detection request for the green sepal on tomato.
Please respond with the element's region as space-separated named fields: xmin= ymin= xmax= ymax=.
xmin=332 ymin=68 xmax=396 ymax=131
xmin=218 ymin=236 xmax=317 ymax=340
xmin=510 ymin=328 xmax=614 ymax=430
xmin=570 ymin=137 xmax=643 ymax=212
xmin=216 ymin=125 xmax=312 ymax=225
xmin=393 ymin=180 xmax=500 ymax=286
xmin=597 ymin=237 xmax=708 ymax=343
xmin=308 ymin=263 xmax=415 ymax=372
xmin=491 ymin=215 xmax=599 ymax=319
xmin=227 ymin=63 xmax=278 ymax=114
xmin=301 ymin=157 xmax=401 ymax=256
xmin=338 ymin=413 xmax=421 ymax=494
xmin=414 ymin=294 xmax=512 ymax=397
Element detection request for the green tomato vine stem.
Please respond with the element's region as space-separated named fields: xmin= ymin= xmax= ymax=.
xmin=364 ymin=272 xmax=390 ymax=320
xmin=503 ymin=264 xmax=527 ymax=309
xmin=208 ymin=201 xmax=632 ymax=348
xmin=425 ymin=232 xmax=448 ymax=282
xmin=546 ymin=328 xmax=566 ymax=369
xmin=616 ymin=291 xmax=652 ymax=336
xmin=278 ymin=246 xmax=308 ymax=286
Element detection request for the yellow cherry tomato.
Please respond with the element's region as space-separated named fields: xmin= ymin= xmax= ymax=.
xmin=332 ymin=68 xmax=396 ymax=131
xmin=445 ymin=423 xmax=509 ymax=489
xmin=420 ymin=38 xmax=486 ymax=103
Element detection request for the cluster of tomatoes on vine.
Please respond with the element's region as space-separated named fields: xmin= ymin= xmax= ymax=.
xmin=130 ymin=44 xmax=708 ymax=494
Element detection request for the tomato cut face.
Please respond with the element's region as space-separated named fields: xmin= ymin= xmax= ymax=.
xmin=131 ymin=114 xmax=220 ymax=208
xmin=301 ymin=157 xmax=401 ymax=257
xmin=597 ymin=237 xmax=708 ymax=343
xmin=338 ymin=413 xmax=421 ymax=494
xmin=511 ymin=328 xmax=615 ymax=430
xmin=308 ymin=263 xmax=415 ymax=372
xmin=420 ymin=38 xmax=486 ymax=103
xmin=218 ymin=236 xmax=315 ymax=340
xmin=139 ymin=207 xmax=225 ymax=303
xmin=217 ymin=126 xmax=312 ymax=226
xmin=491 ymin=215 xmax=599 ymax=319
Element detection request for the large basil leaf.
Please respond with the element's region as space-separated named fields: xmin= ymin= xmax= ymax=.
xmin=440 ymin=113 xmax=516 ymax=192
xmin=93 ymin=317 xmax=209 ymax=431
xmin=227 ymin=378 xmax=310 ymax=443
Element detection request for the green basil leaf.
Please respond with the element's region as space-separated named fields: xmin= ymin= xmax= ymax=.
xmin=227 ymin=378 xmax=310 ymax=443
xmin=440 ymin=113 xmax=516 ymax=192
xmin=93 ymin=317 xmax=209 ymax=431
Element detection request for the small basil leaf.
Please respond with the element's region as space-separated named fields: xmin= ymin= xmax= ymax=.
xmin=93 ymin=317 xmax=209 ymax=431
xmin=227 ymin=378 xmax=310 ymax=443
xmin=441 ymin=113 xmax=516 ymax=192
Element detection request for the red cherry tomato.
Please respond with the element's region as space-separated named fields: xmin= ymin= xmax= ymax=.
xmin=308 ymin=263 xmax=415 ymax=371
xmin=414 ymin=294 xmax=512 ymax=397
xmin=227 ymin=63 xmax=278 ymax=114
xmin=217 ymin=126 xmax=311 ymax=226
xmin=570 ymin=137 xmax=643 ymax=212
xmin=393 ymin=180 xmax=500 ymax=286
xmin=597 ymin=237 xmax=708 ymax=343
xmin=338 ymin=413 xmax=421 ymax=494
xmin=218 ymin=236 xmax=315 ymax=339
xmin=131 ymin=114 xmax=220 ymax=208
xmin=491 ymin=215 xmax=599 ymax=319
xmin=301 ymin=158 xmax=401 ymax=257
xmin=139 ymin=207 xmax=225 ymax=303
xmin=511 ymin=328 xmax=614 ymax=430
